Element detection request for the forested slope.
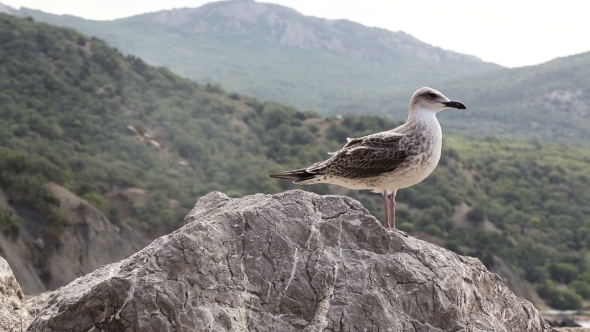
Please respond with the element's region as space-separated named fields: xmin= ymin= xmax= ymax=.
xmin=0 ymin=14 xmax=589 ymax=308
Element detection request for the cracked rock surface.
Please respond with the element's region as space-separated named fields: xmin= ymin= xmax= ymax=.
xmin=1 ymin=255 xmax=33 ymax=331
xmin=28 ymin=190 xmax=553 ymax=331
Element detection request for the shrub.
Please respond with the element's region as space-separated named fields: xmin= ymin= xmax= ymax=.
xmin=444 ymin=241 xmax=463 ymax=255
xmin=570 ymin=280 xmax=590 ymax=299
xmin=549 ymin=263 xmax=579 ymax=284
xmin=536 ymin=281 xmax=583 ymax=310
xmin=467 ymin=202 xmax=485 ymax=224
xmin=424 ymin=224 xmax=443 ymax=237
xmin=0 ymin=210 xmax=20 ymax=238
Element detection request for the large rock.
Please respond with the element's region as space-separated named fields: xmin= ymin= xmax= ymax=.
xmin=28 ymin=190 xmax=553 ymax=331
xmin=0 ymin=256 xmax=33 ymax=331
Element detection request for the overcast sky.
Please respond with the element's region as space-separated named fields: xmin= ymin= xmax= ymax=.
xmin=3 ymin=0 xmax=590 ymax=68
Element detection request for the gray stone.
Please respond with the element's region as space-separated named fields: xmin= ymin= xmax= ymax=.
xmin=32 ymin=238 xmax=45 ymax=251
xmin=0 ymin=255 xmax=33 ymax=331
xmin=28 ymin=190 xmax=554 ymax=331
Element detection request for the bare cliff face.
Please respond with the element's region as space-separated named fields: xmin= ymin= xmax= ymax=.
xmin=0 ymin=183 xmax=149 ymax=294
xmin=28 ymin=190 xmax=552 ymax=331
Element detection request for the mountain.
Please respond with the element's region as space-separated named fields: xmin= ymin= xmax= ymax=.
xmin=1 ymin=13 xmax=590 ymax=309
xmin=6 ymin=0 xmax=500 ymax=115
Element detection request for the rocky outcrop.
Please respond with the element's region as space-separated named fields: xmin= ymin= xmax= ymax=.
xmin=28 ymin=190 xmax=553 ymax=331
xmin=0 ymin=183 xmax=149 ymax=294
xmin=0 ymin=256 xmax=33 ymax=331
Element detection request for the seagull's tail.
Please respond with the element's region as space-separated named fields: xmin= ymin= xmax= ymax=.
xmin=268 ymin=169 xmax=321 ymax=183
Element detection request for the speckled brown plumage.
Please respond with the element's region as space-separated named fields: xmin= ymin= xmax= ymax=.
xmin=308 ymin=132 xmax=408 ymax=179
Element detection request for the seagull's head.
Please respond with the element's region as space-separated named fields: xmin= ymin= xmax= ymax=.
xmin=410 ymin=87 xmax=466 ymax=113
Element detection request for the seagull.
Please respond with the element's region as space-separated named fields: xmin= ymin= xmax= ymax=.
xmin=268 ymin=87 xmax=466 ymax=236
xmin=126 ymin=125 xmax=165 ymax=149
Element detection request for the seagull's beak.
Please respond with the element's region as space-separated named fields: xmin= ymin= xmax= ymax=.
xmin=442 ymin=100 xmax=466 ymax=109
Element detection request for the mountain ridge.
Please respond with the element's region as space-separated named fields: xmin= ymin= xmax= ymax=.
xmin=125 ymin=0 xmax=488 ymax=64
xmin=4 ymin=0 xmax=501 ymax=115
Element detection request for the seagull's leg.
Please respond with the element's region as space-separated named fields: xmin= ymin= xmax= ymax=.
xmin=388 ymin=191 xmax=395 ymax=229
xmin=387 ymin=192 xmax=394 ymax=229
xmin=382 ymin=192 xmax=389 ymax=229
xmin=390 ymin=190 xmax=408 ymax=237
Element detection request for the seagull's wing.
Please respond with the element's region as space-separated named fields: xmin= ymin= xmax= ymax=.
xmin=126 ymin=125 xmax=144 ymax=137
xmin=146 ymin=137 xmax=164 ymax=149
xmin=308 ymin=132 xmax=408 ymax=178
xmin=342 ymin=133 xmax=403 ymax=149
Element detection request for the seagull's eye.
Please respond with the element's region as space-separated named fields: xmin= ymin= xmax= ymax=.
xmin=427 ymin=92 xmax=437 ymax=99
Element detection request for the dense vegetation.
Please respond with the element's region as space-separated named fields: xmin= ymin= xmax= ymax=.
xmin=1 ymin=14 xmax=590 ymax=309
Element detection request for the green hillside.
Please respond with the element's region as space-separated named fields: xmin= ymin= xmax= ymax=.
xmin=357 ymin=51 xmax=590 ymax=145
xmin=8 ymin=0 xmax=500 ymax=116
xmin=1 ymin=14 xmax=590 ymax=309
xmin=441 ymin=52 xmax=590 ymax=144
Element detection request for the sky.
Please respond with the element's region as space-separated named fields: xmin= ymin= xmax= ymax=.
xmin=2 ymin=0 xmax=590 ymax=68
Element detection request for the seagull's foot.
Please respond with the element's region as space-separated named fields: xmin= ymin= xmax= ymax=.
xmin=387 ymin=227 xmax=408 ymax=237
